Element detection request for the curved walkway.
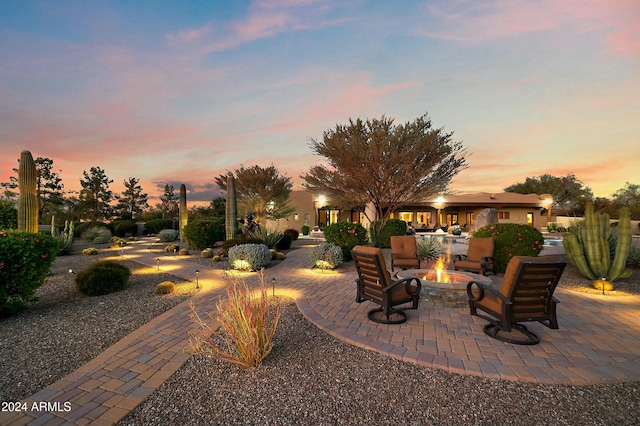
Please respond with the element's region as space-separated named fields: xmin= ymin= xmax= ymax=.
xmin=3 ymin=238 xmax=640 ymax=425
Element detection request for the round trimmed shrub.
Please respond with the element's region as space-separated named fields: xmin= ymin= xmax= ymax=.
xmin=275 ymin=233 xmax=293 ymax=250
xmin=144 ymin=219 xmax=174 ymax=235
xmin=473 ymin=223 xmax=544 ymax=273
xmin=82 ymin=247 xmax=99 ymax=256
xmin=112 ymin=219 xmax=138 ymax=237
xmin=155 ymin=281 xmax=177 ymax=294
xmin=228 ymin=243 xmax=271 ymax=271
xmin=301 ymin=224 xmax=310 ymax=236
xmin=182 ymin=219 xmax=225 ymax=250
xmin=284 ymin=228 xmax=299 ymax=241
xmin=212 ymin=255 xmax=221 ymax=262
xmin=323 ymin=221 xmax=368 ymax=261
xmin=75 ymin=261 xmax=131 ymax=296
xmin=310 ymin=242 xmax=343 ymax=270
xmin=178 ymin=248 xmax=189 ymax=255
xmin=370 ymin=218 xmax=407 ymax=248
xmin=158 ymin=229 xmax=179 ymax=242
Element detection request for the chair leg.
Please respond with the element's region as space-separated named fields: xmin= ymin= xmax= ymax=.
xmin=367 ymin=308 xmax=407 ymax=324
xmin=483 ymin=321 xmax=541 ymax=345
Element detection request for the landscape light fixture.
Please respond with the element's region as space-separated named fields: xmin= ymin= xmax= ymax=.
xmin=272 ymin=277 xmax=276 ymax=297
xmin=195 ymin=270 xmax=200 ymax=289
xmin=156 ymin=258 xmax=160 ymax=271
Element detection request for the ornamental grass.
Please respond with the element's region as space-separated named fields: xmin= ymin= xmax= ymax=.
xmin=188 ymin=270 xmax=281 ymax=368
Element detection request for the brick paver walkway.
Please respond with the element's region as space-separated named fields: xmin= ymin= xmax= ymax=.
xmin=3 ymin=237 xmax=640 ymax=425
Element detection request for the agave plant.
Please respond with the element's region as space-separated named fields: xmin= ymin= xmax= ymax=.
xmin=416 ymin=236 xmax=443 ymax=262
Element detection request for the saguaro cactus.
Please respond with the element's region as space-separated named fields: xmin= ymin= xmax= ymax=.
xmin=18 ymin=150 xmax=39 ymax=233
xmin=179 ymin=184 xmax=188 ymax=242
xmin=226 ymin=174 xmax=238 ymax=240
xmin=562 ymin=201 xmax=632 ymax=282
xmin=51 ymin=216 xmax=75 ymax=254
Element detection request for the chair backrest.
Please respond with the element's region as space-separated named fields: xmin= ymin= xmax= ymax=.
xmin=351 ymin=246 xmax=392 ymax=302
xmin=390 ymin=235 xmax=417 ymax=258
xmin=466 ymin=237 xmax=494 ymax=262
xmin=499 ymin=256 xmax=567 ymax=318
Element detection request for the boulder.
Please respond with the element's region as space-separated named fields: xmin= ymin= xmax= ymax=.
xmin=470 ymin=208 xmax=498 ymax=234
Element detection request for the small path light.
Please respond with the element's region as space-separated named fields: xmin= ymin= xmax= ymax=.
xmin=156 ymin=258 xmax=160 ymax=271
xmin=272 ymin=277 xmax=276 ymax=297
xmin=120 ymin=241 xmax=125 ymax=259
xmin=173 ymin=247 xmax=178 ymax=258
xmin=195 ymin=269 xmax=200 ymax=289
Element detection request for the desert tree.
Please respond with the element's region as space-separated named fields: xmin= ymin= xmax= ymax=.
xmin=159 ymin=184 xmax=179 ymax=220
xmin=115 ymin=177 xmax=149 ymax=220
xmin=78 ymin=166 xmax=114 ymax=221
xmin=504 ymin=173 xmax=593 ymax=215
xmin=215 ymin=165 xmax=296 ymax=223
xmin=612 ymin=182 xmax=640 ymax=220
xmin=302 ymin=113 xmax=468 ymax=247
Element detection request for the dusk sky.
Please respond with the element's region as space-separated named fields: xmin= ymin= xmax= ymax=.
xmin=1 ymin=0 xmax=639 ymax=206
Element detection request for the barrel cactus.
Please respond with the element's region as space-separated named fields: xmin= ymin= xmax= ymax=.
xmin=226 ymin=174 xmax=238 ymax=240
xmin=18 ymin=150 xmax=38 ymax=233
xmin=179 ymin=184 xmax=188 ymax=242
xmin=562 ymin=201 xmax=632 ymax=283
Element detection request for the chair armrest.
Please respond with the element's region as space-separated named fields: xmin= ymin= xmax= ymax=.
xmin=466 ymin=280 xmax=510 ymax=304
xmin=383 ymin=277 xmax=422 ymax=296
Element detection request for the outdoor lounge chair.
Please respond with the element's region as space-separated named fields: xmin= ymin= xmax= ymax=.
xmin=390 ymin=235 xmax=420 ymax=271
xmin=454 ymin=237 xmax=495 ymax=275
xmin=351 ymin=245 xmax=421 ymax=324
xmin=466 ymin=256 xmax=567 ymax=345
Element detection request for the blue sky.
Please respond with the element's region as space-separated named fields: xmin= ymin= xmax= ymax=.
xmin=1 ymin=0 xmax=638 ymax=205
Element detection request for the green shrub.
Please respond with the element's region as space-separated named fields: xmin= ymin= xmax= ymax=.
xmin=188 ymin=271 xmax=281 ymax=367
xmin=155 ymin=281 xmax=177 ymax=294
xmin=158 ymin=229 xmax=179 ymax=242
xmin=182 ymin=219 xmax=225 ymax=250
xmin=144 ymin=219 xmax=174 ymax=235
xmin=473 ymin=223 xmax=544 ymax=273
xmin=213 ymin=255 xmax=221 ymax=262
xmin=284 ymin=228 xmax=299 ymax=241
xmin=370 ymin=218 xmax=407 ymax=248
xmin=301 ymin=224 xmax=310 ymax=236
xmin=82 ymin=247 xmax=99 ymax=256
xmin=228 ymin=243 xmax=272 ymax=271
xmin=323 ymin=221 xmax=368 ymax=261
xmin=310 ymin=242 xmax=343 ymax=270
xmin=112 ymin=220 xmax=138 ymax=237
xmin=111 ymin=237 xmax=127 ymax=246
xmin=81 ymin=226 xmax=112 ymax=243
xmin=74 ymin=221 xmax=111 ymax=237
xmin=0 ymin=200 xmax=18 ymax=230
xmin=416 ymin=236 xmax=443 ymax=262
xmin=222 ymin=237 xmax=263 ymax=255
xmin=201 ymin=248 xmax=215 ymax=258
xmin=275 ymin=233 xmax=293 ymax=250
xmin=0 ymin=231 xmax=59 ymax=316
xmin=75 ymin=261 xmax=131 ymax=296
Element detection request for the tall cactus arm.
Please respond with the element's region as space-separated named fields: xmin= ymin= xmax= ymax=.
xmin=18 ymin=150 xmax=39 ymax=233
xmin=563 ymin=235 xmax=597 ymax=280
xmin=225 ymin=174 xmax=238 ymax=240
xmin=583 ymin=203 xmax=607 ymax=278
xmin=608 ymin=207 xmax=632 ymax=281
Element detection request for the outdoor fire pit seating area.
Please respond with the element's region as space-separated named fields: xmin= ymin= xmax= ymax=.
xmin=351 ymin=245 xmax=422 ymax=324
xmin=454 ymin=236 xmax=495 ymax=275
xmin=466 ymin=255 xmax=567 ymax=345
xmin=390 ymin=235 xmax=421 ymax=271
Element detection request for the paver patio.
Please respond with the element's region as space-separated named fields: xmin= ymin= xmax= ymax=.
xmin=2 ymin=237 xmax=640 ymax=425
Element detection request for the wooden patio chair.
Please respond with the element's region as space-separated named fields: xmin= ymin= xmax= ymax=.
xmin=454 ymin=237 xmax=495 ymax=275
xmin=390 ymin=235 xmax=420 ymax=271
xmin=466 ymin=256 xmax=567 ymax=345
xmin=351 ymin=245 xmax=421 ymax=324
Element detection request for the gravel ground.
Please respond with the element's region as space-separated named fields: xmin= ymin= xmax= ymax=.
xmin=2 ymin=239 xmax=640 ymax=425
xmin=0 ymin=244 xmax=195 ymax=402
